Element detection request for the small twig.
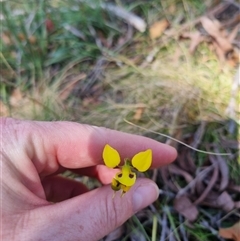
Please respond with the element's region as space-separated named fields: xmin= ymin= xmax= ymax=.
xmin=158 ymin=189 xmax=176 ymax=199
xmin=199 ymin=220 xmax=219 ymax=236
xmin=194 ymin=159 xmax=218 ymax=205
xmin=164 ymin=206 xmax=180 ymax=241
xmin=79 ymin=58 xmax=107 ymax=97
xmin=149 ymin=205 xmax=172 ymax=241
xmin=207 ymin=1 xmax=232 ymax=18
xmin=160 ymin=213 xmax=167 ymax=241
xmin=113 ymin=25 xmax=133 ymax=53
xmin=78 ymin=0 xmax=146 ymax=32
xmin=191 ymin=121 xmax=206 ymax=150
xmin=176 ymin=165 xmax=214 ymax=197
xmin=161 ymin=167 xmax=179 ymax=192
xmin=217 ymin=208 xmax=240 ymax=224
xmin=168 ymin=164 xmax=194 ymax=183
xmin=214 ymin=147 xmax=229 ymax=191
xmin=124 ymin=119 xmax=231 ymax=156
xmin=178 ymin=215 xmax=188 ymax=241
xmin=102 ymin=3 xmax=146 ymax=32
xmin=199 ymin=207 xmax=216 ymax=224
xmin=64 ymin=24 xmax=86 ymax=40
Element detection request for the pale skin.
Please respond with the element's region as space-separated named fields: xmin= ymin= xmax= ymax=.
xmin=1 ymin=118 xmax=177 ymax=241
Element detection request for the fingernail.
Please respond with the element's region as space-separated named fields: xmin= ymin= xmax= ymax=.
xmin=133 ymin=183 xmax=159 ymax=212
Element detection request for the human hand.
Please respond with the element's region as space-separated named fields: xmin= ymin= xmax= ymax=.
xmin=1 ymin=118 xmax=177 ymax=241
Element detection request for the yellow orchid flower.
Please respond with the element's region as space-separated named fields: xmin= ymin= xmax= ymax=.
xmin=102 ymin=144 xmax=152 ymax=197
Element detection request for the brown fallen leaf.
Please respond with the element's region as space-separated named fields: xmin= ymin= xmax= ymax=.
xmin=168 ymin=164 xmax=193 ymax=183
xmin=215 ymin=191 xmax=235 ymax=212
xmin=219 ymin=221 xmax=240 ymax=241
xmin=194 ymin=159 xmax=219 ymax=205
xmin=201 ymin=16 xmax=233 ymax=53
xmin=203 ymin=191 xmax=235 ymax=212
xmin=174 ymin=195 xmax=199 ymax=222
xmin=133 ymin=106 xmax=145 ymax=121
xmin=160 ymin=166 xmax=179 ymax=192
xmin=181 ymin=31 xmax=205 ymax=54
xmin=214 ymin=149 xmax=229 ymax=191
xmin=195 ymin=178 xmax=205 ymax=196
xmin=177 ymin=147 xmax=197 ymax=174
xmin=149 ymin=19 xmax=169 ymax=40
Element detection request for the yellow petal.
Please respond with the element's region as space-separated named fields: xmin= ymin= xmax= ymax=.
xmin=102 ymin=144 xmax=121 ymax=168
xmin=131 ymin=149 xmax=152 ymax=172
xmin=111 ymin=178 xmax=121 ymax=191
xmin=121 ymin=184 xmax=131 ymax=193
xmin=120 ymin=185 xmax=132 ymax=196
xmin=115 ymin=167 xmax=136 ymax=186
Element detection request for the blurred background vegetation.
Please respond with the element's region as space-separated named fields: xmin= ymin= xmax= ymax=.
xmin=1 ymin=0 xmax=239 ymax=240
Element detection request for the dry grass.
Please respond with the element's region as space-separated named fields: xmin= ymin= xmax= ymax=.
xmin=77 ymin=46 xmax=238 ymax=132
xmin=7 ymin=42 xmax=238 ymax=136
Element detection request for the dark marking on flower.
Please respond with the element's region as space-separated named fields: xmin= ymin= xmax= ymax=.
xmin=118 ymin=173 xmax=122 ymax=178
xmin=129 ymin=174 xmax=134 ymax=178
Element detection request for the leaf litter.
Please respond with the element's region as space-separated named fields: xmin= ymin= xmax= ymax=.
xmin=219 ymin=221 xmax=240 ymax=241
xmin=124 ymin=119 xmax=239 ymax=240
xmin=178 ymin=1 xmax=240 ymax=66
xmin=160 ymin=123 xmax=239 ymax=239
xmin=149 ymin=19 xmax=169 ymax=40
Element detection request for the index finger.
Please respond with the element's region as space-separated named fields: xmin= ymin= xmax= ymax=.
xmin=3 ymin=118 xmax=177 ymax=175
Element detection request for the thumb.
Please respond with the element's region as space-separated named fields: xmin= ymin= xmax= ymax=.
xmin=31 ymin=178 xmax=159 ymax=241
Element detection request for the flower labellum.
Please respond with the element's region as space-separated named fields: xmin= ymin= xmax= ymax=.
xmin=102 ymin=144 xmax=152 ymax=197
